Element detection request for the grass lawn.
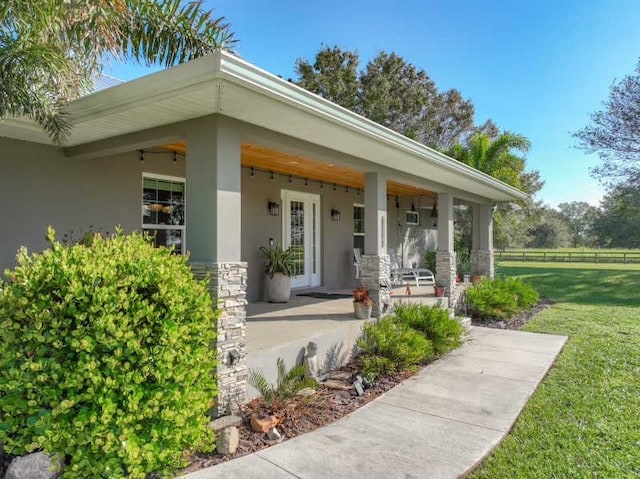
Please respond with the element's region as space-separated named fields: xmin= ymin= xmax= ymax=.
xmin=471 ymin=262 xmax=640 ymax=478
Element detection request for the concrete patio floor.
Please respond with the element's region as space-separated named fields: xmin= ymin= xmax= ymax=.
xmin=185 ymin=326 xmax=567 ymax=479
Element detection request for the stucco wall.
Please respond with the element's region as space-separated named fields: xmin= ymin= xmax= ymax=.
xmin=388 ymin=196 xmax=438 ymax=267
xmin=1 ymin=136 xmax=438 ymax=301
xmin=1 ymin=137 xmax=183 ymax=273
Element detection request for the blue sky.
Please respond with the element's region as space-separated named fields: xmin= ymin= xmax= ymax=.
xmin=106 ymin=0 xmax=640 ymax=208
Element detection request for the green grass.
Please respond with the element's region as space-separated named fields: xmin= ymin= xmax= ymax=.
xmin=471 ymin=262 xmax=640 ymax=478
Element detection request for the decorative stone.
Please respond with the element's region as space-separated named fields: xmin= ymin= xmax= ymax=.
xmin=209 ymin=414 xmax=243 ymax=433
xmin=266 ymin=427 xmax=282 ymax=442
xmin=295 ymin=387 xmax=316 ymax=398
xmin=304 ymin=341 xmax=319 ymax=380
xmin=360 ymin=254 xmax=391 ymax=317
xmin=353 ymin=380 xmax=365 ymax=396
xmin=191 ymin=261 xmax=248 ymax=416
xmin=471 ymin=249 xmax=495 ymax=279
xmin=250 ymin=413 xmax=278 ymax=433
xmin=5 ymin=452 xmax=61 ymax=479
xmin=216 ymin=426 xmax=239 ymax=455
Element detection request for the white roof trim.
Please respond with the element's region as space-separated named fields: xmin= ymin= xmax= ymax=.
xmin=0 ymin=51 xmax=526 ymax=202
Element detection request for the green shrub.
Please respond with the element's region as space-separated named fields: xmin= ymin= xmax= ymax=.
xmin=357 ymin=316 xmax=434 ymax=381
xmin=248 ymin=357 xmax=317 ymax=405
xmin=394 ymin=304 xmax=465 ymax=355
xmin=0 ymin=228 xmax=217 ymax=478
xmin=467 ymin=277 xmax=539 ymax=321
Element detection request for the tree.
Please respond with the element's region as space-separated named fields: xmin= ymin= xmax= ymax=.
xmin=575 ymin=60 xmax=640 ymax=186
xmin=592 ymin=181 xmax=640 ymax=248
xmin=557 ymin=201 xmax=599 ymax=247
xmin=0 ymin=0 xmax=235 ymax=143
xmin=526 ymin=208 xmax=572 ymax=248
xmin=295 ymin=45 xmax=359 ymax=110
xmin=447 ymin=132 xmax=531 ymax=189
xmin=295 ymin=46 xmax=475 ymax=150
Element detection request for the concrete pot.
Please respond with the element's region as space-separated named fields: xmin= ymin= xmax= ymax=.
xmin=265 ymin=273 xmax=291 ymax=303
xmin=353 ymin=301 xmax=372 ymax=319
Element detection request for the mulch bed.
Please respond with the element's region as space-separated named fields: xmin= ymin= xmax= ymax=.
xmin=178 ymin=366 xmax=415 ymax=474
xmin=470 ymin=298 xmax=553 ymax=330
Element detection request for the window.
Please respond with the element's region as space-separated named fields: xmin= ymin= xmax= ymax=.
xmin=353 ymin=204 xmax=364 ymax=252
xmin=142 ymin=174 xmax=185 ymax=254
xmin=406 ymin=210 xmax=419 ymax=225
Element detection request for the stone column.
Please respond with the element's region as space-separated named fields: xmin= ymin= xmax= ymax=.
xmin=471 ymin=203 xmax=495 ymax=279
xmin=436 ymin=193 xmax=456 ymax=299
xmin=186 ymin=115 xmax=247 ymax=416
xmin=361 ymin=172 xmax=390 ymax=316
xmin=191 ymin=262 xmax=248 ymax=415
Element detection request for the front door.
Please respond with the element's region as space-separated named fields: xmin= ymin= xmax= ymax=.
xmin=282 ymin=190 xmax=321 ymax=288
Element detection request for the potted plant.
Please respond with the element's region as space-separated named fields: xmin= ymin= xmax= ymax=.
xmin=259 ymin=243 xmax=294 ymax=303
xmin=434 ymin=280 xmax=447 ymax=297
xmin=352 ymin=287 xmax=373 ymax=319
xmin=457 ymin=251 xmax=471 ymax=284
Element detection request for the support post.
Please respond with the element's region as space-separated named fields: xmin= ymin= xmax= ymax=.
xmin=471 ymin=203 xmax=495 ymax=279
xmin=186 ymin=116 xmax=247 ymax=415
xmin=436 ymin=193 xmax=456 ymax=301
xmin=361 ymin=172 xmax=390 ymax=317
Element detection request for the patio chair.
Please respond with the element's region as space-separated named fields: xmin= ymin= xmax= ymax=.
xmin=389 ymin=251 xmax=435 ymax=288
xmin=353 ymin=248 xmax=362 ymax=279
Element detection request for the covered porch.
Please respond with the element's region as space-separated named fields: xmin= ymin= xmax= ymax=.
xmin=47 ymin=51 xmax=525 ymax=413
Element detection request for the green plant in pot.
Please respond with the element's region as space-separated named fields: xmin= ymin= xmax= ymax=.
xmin=259 ymin=243 xmax=294 ymax=303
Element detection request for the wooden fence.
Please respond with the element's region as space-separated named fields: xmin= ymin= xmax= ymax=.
xmin=496 ymin=251 xmax=640 ymax=264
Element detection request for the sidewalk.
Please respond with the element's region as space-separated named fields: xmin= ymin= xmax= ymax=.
xmin=185 ymin=327 xmax=567 ymax=479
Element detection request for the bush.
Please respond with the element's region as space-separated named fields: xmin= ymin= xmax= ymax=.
xmin=0 ymin=228 xmax=217 ymax=478
xmin=394 ymin=304 xmax=465 ymax=355
xmin=467 ymin=277 xmax=540 ymax=321
xmin=357 ymin=316 xmax=434 ymax=381
xmin=248 ymin=357 xmax=317 ymax=406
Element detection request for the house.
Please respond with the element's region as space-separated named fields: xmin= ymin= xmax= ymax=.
xmin=0 ymin=51 xmax=526 ymax=412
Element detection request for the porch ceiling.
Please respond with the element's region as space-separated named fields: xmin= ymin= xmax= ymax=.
xmin=163 ymin=141 xmax=435 ymax=197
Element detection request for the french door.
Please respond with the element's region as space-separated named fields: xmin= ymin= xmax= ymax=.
xmin=282 ymin=190 xmax=321 ymax=288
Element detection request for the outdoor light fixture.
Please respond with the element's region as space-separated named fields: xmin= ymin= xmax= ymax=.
xmin=331 ymin=208 xmax=341 ymax=221
xmin=431 ymin=201 xmax=438 ymax=218
xmin=251 ymin=167 xmax=255 ymax=177
xmin=268 ymin=201 xmax=280 ymax=216
xmin=139 ymin=150 xmax=144 ymax=162
xmin=173 ymin=151 xmax=177 ymax=163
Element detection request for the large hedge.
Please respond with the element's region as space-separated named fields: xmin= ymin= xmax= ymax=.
xmin=0 ymin=229 xmax=218 ymax=478
xmin=467 ymin=276 xmax=539 ymax=321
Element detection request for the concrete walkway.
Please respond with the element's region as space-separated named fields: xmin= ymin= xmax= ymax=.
xmin=185 ymin=327 xmax=567 ymax=479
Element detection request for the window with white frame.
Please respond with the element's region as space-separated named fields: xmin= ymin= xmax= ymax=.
xmin=142 ymin=174 xmax=185 ymax=254
xmin=353 ymin=204 xmax=365 ymax=252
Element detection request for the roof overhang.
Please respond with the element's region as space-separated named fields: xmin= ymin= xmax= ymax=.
xmin=0 ymin=51 xmax=526 ymax=203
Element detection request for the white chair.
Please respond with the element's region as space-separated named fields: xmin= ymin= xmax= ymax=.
xmin=389 ymin=251 xmax=435 ymax=287
xmin=353 ymin=248 xmax=363 ymax=279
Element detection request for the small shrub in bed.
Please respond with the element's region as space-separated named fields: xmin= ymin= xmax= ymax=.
xmin=394 ymin=304 xmax=465 ymax=355
xmin=467 ymin=277 xmax=539 ymax=321
xmin=357 ymin=316 xmax=434 ymax=381
xmin=0 ymin=228 xmax=217 ymax=478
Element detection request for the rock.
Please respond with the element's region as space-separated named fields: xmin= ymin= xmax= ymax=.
xmin=498 ymin=321 xmax=507 ymax=329
xmin=5 ymin=452 xmax=61 ymax=479
xmin=267 ymin=427 xmax=282 ymax=443
xmin=327 ymin=370 xmax=352 ymax=381
xmin=216 ymin=426 xmax=239 ymax=455
xmin=353 ymin=380 xmax=365 ymax=396
xmin=304 ymin=341 xmax=319 ymax=380
xmin=323 ymin=379 xmax=352 ymax=391
xmin=250 ymin=413 xmax=278 ymax=433
xmin=209 ymin=414 xmax=243 ymax=433
xmin=295 ymin=387 xmax=316 ymax=398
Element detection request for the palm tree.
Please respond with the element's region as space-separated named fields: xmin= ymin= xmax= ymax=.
xmin=447 ymin=132 xmax=531 ymax=189
xmin=0 ymin=0 xmax=235 ymax=143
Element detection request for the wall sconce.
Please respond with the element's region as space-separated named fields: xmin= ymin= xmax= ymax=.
xmin=331 ymin=208 xmax=341 ymax=221
xmin=268 ymin=201 xmax=280 ymax=216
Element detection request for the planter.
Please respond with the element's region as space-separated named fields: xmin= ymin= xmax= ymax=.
xmin=353 ymin=301 xmax=373 ymax=319
xmin=434 ymin=286 xmax=446 ymax=297
xmin=472 ymin=274 xmax=485 ymax=284
xmin=463 ymin=274 xmax=471 ymax=284
xmin=264 ymin=273 xmax=291 ymax=303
